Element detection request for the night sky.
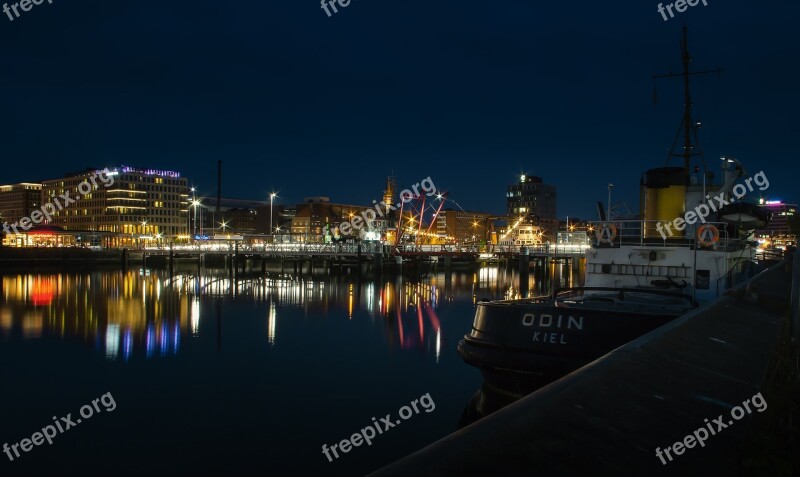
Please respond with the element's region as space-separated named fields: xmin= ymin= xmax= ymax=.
xmin=0 ymin=0 xmax=797 ymax=218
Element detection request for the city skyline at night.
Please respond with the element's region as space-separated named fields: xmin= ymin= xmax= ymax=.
xmin=0 ymin=1 xmax=797 ymax=218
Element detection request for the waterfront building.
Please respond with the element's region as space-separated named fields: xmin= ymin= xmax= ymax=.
xmin=290 ymin=197 xmax=388 ymax=243
xmin=41 ymin=166 xmax=189 ymax=247
xmin=556 ymin=218 xmax=593 ymax=246
xmin=755 ymin=200 xmax=798 ymax=249
xmin=198 ymin=197 xmax=270 ymax=236
xmin=434 ymin=209 xmax=492 ymax=244
xmin=0 ymin=182 xmax=42 ymax=225
xmin=506 ymin=174 xmax=557 ymax=239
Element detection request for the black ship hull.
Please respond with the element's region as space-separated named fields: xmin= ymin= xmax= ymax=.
xmin=458 ymin=290 xmax=694 ymax=395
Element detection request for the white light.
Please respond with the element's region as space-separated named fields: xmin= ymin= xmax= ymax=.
xmin=267 ymin=301 xmax=277 ymax=346
xmin=435 ymin=328 xmax=441 ymax=364
xmin=105 ymin=324 xmax=120 ymax=360
xmin=191 ymin=297 xmax=200 ymax=337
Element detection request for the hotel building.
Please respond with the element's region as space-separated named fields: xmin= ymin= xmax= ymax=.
xmin=507 ymin=174 xmax=558 ymax=239
xmin=41 ymin=166 xmax=189 ymax=246
xmin=0 ymin=182 xmax=42 ymax=224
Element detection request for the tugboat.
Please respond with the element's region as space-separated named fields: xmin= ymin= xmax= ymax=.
xmin=458 ymin=27 xmax=771 ymax=399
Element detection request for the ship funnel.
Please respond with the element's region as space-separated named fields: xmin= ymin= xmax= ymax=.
xmin=640 ymin=167 xmax=687 ymax=239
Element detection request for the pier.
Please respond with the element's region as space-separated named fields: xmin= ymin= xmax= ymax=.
xmin=0 ymin=243 xmax=589 ymax=276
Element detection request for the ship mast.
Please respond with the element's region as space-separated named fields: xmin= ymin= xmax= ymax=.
xmin=653 ymin=27 xmax=722 ymax=176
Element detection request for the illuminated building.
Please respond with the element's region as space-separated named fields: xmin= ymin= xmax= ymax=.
xmin=41 ymin=166 xmax=190 ymax=246
xmin=506 ymin=174 xmax=558 ymax=240
xmin=755 ymin=200 xmax=797 ymax=248
xmin=290 ymin=197 xmax=388 ymax=243
xmin=199 ymin=197 xmax=270 ymax=235
xmin=0 ymin=182 xmax=42 ymax=224
xmin=435 ymin=210 xmax=492 ymax=244
xmin=557 ymin=218 xmax=593 ymax=245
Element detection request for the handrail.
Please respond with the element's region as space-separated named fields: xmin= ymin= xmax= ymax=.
xmin=587 ymin=219 xmax=749 ymax=250
xmin=552 ymin=286 xmax=698 ymax=306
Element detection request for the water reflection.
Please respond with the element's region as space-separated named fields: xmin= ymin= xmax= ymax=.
xmin=0 ymin=262 xmax=581 ymax=364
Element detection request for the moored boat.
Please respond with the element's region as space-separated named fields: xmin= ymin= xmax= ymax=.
xmin=458 ymin=27 xmax=772 ymax=398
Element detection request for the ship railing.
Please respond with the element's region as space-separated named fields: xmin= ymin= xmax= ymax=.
xmin=551 ymin=286 xmax=698 ymax=306
xmin=587 ymin=220 xmax=750 ymax=250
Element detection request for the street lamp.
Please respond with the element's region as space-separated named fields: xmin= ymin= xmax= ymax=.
xmin=191 ymin=200 xmax=200 ymax=236
xmin=191 ymin=187 xmax=197 ymax=236
xmin=270 ymin=192 xmax=277 ymax=240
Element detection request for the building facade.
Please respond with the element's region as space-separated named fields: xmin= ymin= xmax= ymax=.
xmin=755 ymin=200 xmax=797 ymax=249
xmin=41 ymin=166 xmax=189 ymax=246
xmin=0 ymin=182 xmax=42 ymax=225
xmin=196 ymin=198 xmax=270 ymax=236
xmin=290 ymin=197 xmax=388 ymax=243
xmin=435 ymin=210 xmax=492 ymax=244
xmin=506 ymin=174 xmax=557 ymax=239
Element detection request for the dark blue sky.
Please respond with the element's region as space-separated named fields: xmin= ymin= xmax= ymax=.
xmin=0 ymin=0 xmax=797 ymax=218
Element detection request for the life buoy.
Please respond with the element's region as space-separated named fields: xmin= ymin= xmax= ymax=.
xmin=697 ymin=224 xmax=720 ymax=247
xmin=596 ymin=224 xmax=617 ymax=245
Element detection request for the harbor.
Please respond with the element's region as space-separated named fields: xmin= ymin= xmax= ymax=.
xmin=1 ymin=2 xmax=798 ymax=477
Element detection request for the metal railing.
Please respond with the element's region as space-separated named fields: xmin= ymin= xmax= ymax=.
xmin=492 ymin=244 xmax=590 ymax=255
xmin=587 ymin=220 xmax=747 ymax=250
xmin=144 ymin=242 xmax=385 ymax=254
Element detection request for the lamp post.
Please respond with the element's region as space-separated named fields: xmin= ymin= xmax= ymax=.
xmin=269 ymin=192 xmax=277 ymax=242
xmin=191 ymin=199 xmax=200 ymax=237
xmin=140 ymin=220 xmax=147 ymax=250
xmin=191 ymin=187 xmax=197 ymax=237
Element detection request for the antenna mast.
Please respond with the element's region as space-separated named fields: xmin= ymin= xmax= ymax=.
xmin=653 ymin=27 xmax=722 ymax=176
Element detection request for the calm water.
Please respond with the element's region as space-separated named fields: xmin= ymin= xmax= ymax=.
xmin=0 ymin=262 xmax=578 ymax=476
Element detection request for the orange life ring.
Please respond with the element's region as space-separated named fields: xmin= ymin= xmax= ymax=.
xmin=697 ymin=224 xmax=720 ymax=247
xmin=596 ymin=223 xmax=617 ymax=244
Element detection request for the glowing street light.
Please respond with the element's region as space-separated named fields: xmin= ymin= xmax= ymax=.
xmin=191 ymin=199 xmax=202 ymax=236
xmin=270 ymin=192 xmax=278 ymax=238
xmin=191 ymin=187 xmax=197 ymax=236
